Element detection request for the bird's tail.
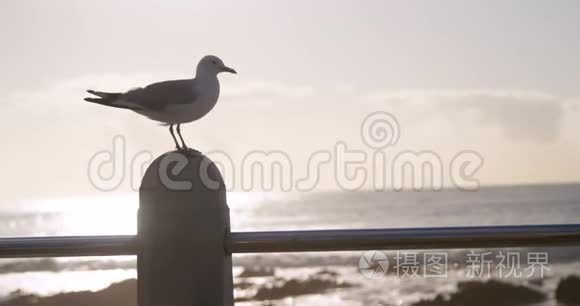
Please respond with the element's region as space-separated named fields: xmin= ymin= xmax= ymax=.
xmin=84 ymin=90 xmax=138 ymax=110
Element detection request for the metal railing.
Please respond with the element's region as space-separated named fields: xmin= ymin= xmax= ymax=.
xmin=1 ymin=224 xmax=580 ymax=258
xmin=1 ymin=151 xmax=578 ymax=306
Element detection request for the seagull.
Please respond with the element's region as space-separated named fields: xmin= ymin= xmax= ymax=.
xmin=84 ymin=55 xmax=236 ymax=151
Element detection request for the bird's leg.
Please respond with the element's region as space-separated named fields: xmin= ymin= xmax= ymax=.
xmin=169 ymin=124 xmax=181 ymax=150
xmin=176 ymin=124 xmax=190 ymax=150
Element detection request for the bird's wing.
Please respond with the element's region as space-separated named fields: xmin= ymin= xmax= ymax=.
xmin=121 ymin=79 xmax=198 ymax=111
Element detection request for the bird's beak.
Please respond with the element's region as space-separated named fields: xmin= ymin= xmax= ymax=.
xmin=221 ymin=66 xmax=237 ymax=74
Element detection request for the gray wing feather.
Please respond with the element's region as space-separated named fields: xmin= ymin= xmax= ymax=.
xmin=121 ymin=79 xmax=197 ymax=111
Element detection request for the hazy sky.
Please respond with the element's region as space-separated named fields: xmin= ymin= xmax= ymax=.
xmin=0 ymin=1 xmax=579 ymax=204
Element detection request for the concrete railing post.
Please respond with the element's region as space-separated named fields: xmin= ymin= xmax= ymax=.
xmin=138 ymin=151 xmax=233 ymax=306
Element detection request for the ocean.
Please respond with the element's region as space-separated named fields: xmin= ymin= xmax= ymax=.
xmin=0 ymin=184 xmax=579 ymax=305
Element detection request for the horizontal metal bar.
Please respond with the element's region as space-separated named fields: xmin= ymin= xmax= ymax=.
xmin=230 ymin=224 xmax=580 ymax=253
xmin=0 ymin=235 xmax=137 ymax=258
xmin=1 ymin=224 xmax=579 ymax=258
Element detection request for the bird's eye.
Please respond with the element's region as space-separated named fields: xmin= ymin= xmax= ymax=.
xmin=212 ymin=60 xmax=217 ymax=64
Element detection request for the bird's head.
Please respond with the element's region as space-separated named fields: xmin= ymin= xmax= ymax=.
xmin=197 ymin=55 xmax=237 ymax=76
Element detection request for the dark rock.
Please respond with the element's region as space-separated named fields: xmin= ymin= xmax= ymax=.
xmin=526 ymin=278 xmax=544 ymax=287
xmin=236 ymin=275 xmax=355 ymax=302
xmin=234 ymin=280 xmax=254 ymax=290
xmin=411 ymin=280 xmax=545 ymax=306
xmin=239 ymin=266 xmax=275 ymax=278
xmin=556 ymin=275 xmax=580 ymax=304
xmin=315 ymin=269 xmax=339 ymax=277
xmin=0 ymin=279 xmax=136 ymax=306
